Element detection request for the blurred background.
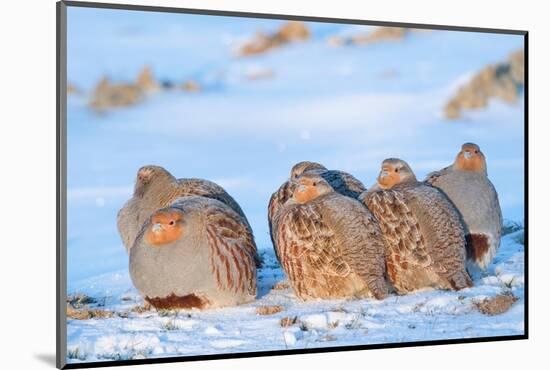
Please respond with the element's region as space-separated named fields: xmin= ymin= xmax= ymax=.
xmin=66 ymin=7 xmax=524 ymax=287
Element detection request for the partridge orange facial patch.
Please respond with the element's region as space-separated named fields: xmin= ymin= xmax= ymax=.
xmin=455 ymin=149 xmax=486 ymax=172
xmin=294 ymin=179 xmax=321 ymax=203
xmin=378 ymin=166 xmax=401 ymax=189
xmin=145 ymin=211 xmax=184 ymax=246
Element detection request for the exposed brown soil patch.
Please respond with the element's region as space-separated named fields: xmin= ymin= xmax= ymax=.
xmin=66 ymin=305 xmax=114 ymax=320
xmin=130 ymin=303 xmax=152 ymax=314
xmin=90 ymin=66 xmax=161 ymax=111
xmin=444 ymin=49 xmax=524 ymax=119
xmin=351 ymin=27 xmax=408 ymax=45
xmin=474 ymin=294 xmax=519 ymax=315
xmin=272 ymin=281 xmax=291 ymax=290
xmin=328 ymin=27 xmax=409 ymax=47
xmin=238 ymin=21 xmax=310 ymax=57
xmin=90 ymin=77 xmax=143 ymax=111
xmin=256 ymin=305 xmax=284 ymax=315
xmin=67 ymin=294 xmax=96 ymax=308
xmin=67 ymin=83 xmax=79 ymax=95
xmin=280 ymin=316 xmax=300 ymax=327
xmin=181 ymin=80 xmax=201 ymax=92
xmin=135 ymin=65 xmax=160 ymax=93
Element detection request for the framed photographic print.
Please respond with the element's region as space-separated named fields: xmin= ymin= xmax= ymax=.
xmin=57 ymin=1 xmax=528 ymax=368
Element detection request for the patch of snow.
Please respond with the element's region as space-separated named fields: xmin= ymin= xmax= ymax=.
xmin=326 ymin=311 xmax=356 ymax=326
xmin=210 ymin=339 xmax=246 ymax=349
xmin=67 ymin=232 xmax=524 ymax=363
xmin=282 ymin=330 xmax=298 ymax=346
xmin=204 ymin=326 xmax=222 ymax=335
xmin=301 ymin=314 xmax=329 ymax=330
xmin=158 ymin=317 xmax=198 ymax=331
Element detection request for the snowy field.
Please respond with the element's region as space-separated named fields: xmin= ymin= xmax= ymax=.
xmin=67 ymin=231 xmax=524 ymax=363
xmin=65 ymin=6 xmax=525 ymax=364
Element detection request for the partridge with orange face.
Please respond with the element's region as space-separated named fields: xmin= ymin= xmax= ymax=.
xmin=117 ymin=165 xmax=252 ymax=253
xmin=275 ymin=172 xmax=387 ymax=301
xmin=130 ymin=195 xmax=257 ymax=310
xmin=425 ymin=143 xmax=503 ymax=269
xmin=268 ymin=161 xmax=367 ymax=256
xmin=361 ymin=158 xmax=472 ymax=294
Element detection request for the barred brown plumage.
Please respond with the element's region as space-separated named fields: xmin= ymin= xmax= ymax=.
xmin=362 ymin=158 xmax=472 ymax=294
xmin=130 ymin=195 xmax=257 ymax=310
xmin=268 ymin=161 xmax=367 ymax=261
xmin=205 ymin=204 xmax=257 ymax=295
xmin=117 ymin=165 xmax=254 ymax=254
xmin=274 ymin=173 xmax=387 ymax=301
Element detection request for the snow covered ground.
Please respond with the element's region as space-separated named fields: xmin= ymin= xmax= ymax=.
xmin=65 ymin=6 xmax=525 ymax=364
xmin=67 ymin=231 xmax=524 ymax=363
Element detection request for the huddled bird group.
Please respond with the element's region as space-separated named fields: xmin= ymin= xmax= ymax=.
xmin=118 ymin=143 xmax=502 ymax=310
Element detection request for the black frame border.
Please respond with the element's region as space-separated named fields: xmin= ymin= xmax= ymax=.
xmin=56 ymin=1 xmax=528 ymax=369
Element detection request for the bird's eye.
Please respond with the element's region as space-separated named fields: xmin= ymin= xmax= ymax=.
xmin=169 ymin=220 xmax=175 ymax=226
xmin=313 ymin=182 xmax=317 ymax=186
xmin=475 ymin=150 xmax=479 ymax=154
xmin=394 ymin=168 xmax=399 ymax=173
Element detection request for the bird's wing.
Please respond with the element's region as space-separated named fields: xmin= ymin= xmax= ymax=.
xmin=267 ymin=181 xmax=295 ymax=247
xmin=403 ymin=185 xmax=471 ymax=288
xmin=275 ymin=203 xmax=352 ymax=296
xmin=117 ymin=199 xmax=139 ymax=253
xmin=488 ymin=180 xmax=504 ymax=240
xmin=361 ymin=189 xmax=432 ymax=270
xmin=178 ymin=178 xmax=250 ymax=227
xmin=179 ymin=178 xmax=259 ymax=266
xmin=321 ymin=170 xmax=367 ymax=199
xmin=205 ymin=203 xmax=258 ymax=296
xmin=322 ymin=196 xmax=387 ymax=299
xmin=424 ymin=165 xmax=453 ymax=185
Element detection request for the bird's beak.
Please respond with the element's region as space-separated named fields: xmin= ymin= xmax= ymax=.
xmin=464 ymin=151 xmax=472 ymax=159
xmin=297 ymin=184 xmax=307 ymax=193
xmin=380 ymin=170 xmax=389 ymax=179
xmin=151 ymin=223 xmax=163 ymax=233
